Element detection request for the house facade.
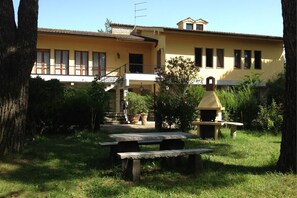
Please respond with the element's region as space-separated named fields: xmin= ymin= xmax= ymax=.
xmin=32 ymin=18 xmax=284 ymax=113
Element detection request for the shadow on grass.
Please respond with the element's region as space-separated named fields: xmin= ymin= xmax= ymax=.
xmin=0 ymin=133 xmax=112 ymax=193
xmin=0 ymin=130 xmax=279 ymax=197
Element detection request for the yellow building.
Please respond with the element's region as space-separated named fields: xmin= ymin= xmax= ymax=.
xmin=32 ymin=17 xmax=284 ymax=113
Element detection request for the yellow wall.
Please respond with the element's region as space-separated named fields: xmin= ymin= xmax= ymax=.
xmin=37 ymin=33 xmax=155 ymax=75
xmin=136 ymin=29 xmax=167 ymax=67
xmin=36 ymin=29 xmax=284 ymax=84
xmin=163 ymin=32 xmax=284 ymax=83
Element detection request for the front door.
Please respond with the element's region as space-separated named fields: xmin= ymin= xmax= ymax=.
xmin=129 ymin=54 xmax=143 ymax=73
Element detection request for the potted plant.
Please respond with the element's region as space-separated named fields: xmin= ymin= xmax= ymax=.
xmin=139 ymin=95 xmax=151 ymax=125
xmin=125 ymin=92 xmax=144 ymax=124
xmin=125 ymin=92 xmax=151 ymax=124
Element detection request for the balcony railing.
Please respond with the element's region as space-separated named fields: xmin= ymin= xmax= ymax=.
xmin=31 ymin=64 xmax=160 ymax=83
xmin=31 ymin=64 xmax=108 ymax=77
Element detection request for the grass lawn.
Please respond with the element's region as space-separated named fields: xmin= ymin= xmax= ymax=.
xmin=0 ymin=128 xmax=296 ymax=197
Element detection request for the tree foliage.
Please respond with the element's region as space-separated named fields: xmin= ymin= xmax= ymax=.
xmin=155 ymin=56 xmax=201 ymax=131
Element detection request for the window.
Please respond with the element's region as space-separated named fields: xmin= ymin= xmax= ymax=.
xmin=93 ymin=52 xmax=106 ymax=77
xmin=195 ymin=48 xmax=202 ymax=67
xmin=129 ymin=54 xmax=143 ymax=73
xmin=254 ymin=51 xmax=262 ymax=69
xmin=196 ymin=24 xmax=203 ymax=31
xmin=157 ymin=49 xmax=162 ymax=68
xmin=75 ymin=51 xmax=88 ymax=75
xmin=36 ymin=49 xmax=50 ymax=74
xmin=234 ymin=50 xmax=241 ymax=68
xmin=206 ymin=48 xmax=213 ymax=68
xmin=216 ymin=49 xmax=224 ymax=68
xmin=55 ymin=50 xmax=69 ymax=75
xmin=186 ymin=23 xmax=193 ymax=30
xmin=244 ymin=50 xmax=252 ymax=69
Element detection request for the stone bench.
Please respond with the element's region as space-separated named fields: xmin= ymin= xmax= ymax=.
xmin=223 ymin=122 xmax=244 ymax=138
xmin=99 ymin=139 xmax=163 ymax=147
xmin=100 ymin=140 xmax=163 ymax=162
xmin=118 ymin=148 xmax=213 ymax=181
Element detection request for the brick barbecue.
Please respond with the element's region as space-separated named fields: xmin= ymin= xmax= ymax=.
xmin=193 ymin=76 xmax=224 ymax=139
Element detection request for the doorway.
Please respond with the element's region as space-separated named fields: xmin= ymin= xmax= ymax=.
xmin=129 ymin=54 xmax=143 ymax=73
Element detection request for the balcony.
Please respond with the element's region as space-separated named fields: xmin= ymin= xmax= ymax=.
xmin=31 ymin=64 xmax=159 ymax=85
xmin=31 ymin=65 xmax=97 ymax=83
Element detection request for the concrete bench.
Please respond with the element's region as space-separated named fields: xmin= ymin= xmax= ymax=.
xmin=100 ymin=140 xmax=163 ymax=163
xmin=224 ymin=122 xmax=244 ymax=138
xmin=118 ymin=148 xmax=213 ymax=181
xmin=99 ymin=139 xmax=163 ymax=147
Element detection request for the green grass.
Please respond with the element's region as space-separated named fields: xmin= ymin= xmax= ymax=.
xmin=0 ymin=129 xmax=296 ymax=197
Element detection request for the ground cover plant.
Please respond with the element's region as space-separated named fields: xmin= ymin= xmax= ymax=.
xmin=0 ymin=129 xmax=296 ymax=197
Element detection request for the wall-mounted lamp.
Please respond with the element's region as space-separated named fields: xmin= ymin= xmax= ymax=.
xmin=117 ymin=52 xmax=120 ymax=59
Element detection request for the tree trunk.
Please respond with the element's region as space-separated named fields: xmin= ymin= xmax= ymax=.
xmin=277 ymin=0 xmax=297 ymax=173
xmin=0 ymin=0 xmax=38 ymax=155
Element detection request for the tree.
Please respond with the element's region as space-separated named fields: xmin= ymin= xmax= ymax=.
xmin=277 ymin=0 xmax=296 ymax=173
xmin=155 ymin=56 xmax=201 ymax=131
xmin=98 ymin=18 xmax=112 ymax=33
xmin=0 ymin=0 xmax=39 ymax=155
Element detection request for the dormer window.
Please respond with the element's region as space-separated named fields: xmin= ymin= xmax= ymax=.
xmin=186 ymin=23 xmax=193 ymax=30
xmin=196 ymin=24 xmax=204 ymax=31
xmin=177 ymin=17 xmax=208 ymax=31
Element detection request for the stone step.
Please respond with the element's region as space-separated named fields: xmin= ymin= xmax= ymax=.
xmin=104 ymin=112 xmax=127 ymax=124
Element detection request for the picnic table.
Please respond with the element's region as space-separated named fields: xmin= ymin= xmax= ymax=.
xmin=101 ymin=132 xmax=212 ymax=181
xmin=109 ymin=132 xmax=199 ymax=152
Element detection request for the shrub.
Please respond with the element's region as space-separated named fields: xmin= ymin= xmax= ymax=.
xmin=28 ymin=77 xmax=110 ymax=134
xmin=62 ymin=79 xmax=109 ymax=131
xmin=61 ymin=86 xmax=90 ymax=129
xmin=27 ymin=77 xmax=65 ymax=135
xmin=266 ymin=72 xmax=285 ymax=106
xmin=216 ymin=78 xmax=260 ymax=127
xmin=88 ymin=78 xmax=110 ymax=131
xmin=256 ymin=100 xmax=283 ymax=134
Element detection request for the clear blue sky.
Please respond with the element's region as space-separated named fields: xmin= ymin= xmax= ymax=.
xmin=13 ymin=0 xmax=283 ymax=36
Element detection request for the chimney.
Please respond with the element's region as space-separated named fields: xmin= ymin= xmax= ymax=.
xmin=197 ymin=76 xmax=222 ymax=110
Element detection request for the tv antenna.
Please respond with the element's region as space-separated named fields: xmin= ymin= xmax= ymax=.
xmin=134 ymin=2 xmax=147 ymax=26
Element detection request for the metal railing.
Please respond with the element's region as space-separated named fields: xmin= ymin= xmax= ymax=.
xmin=31 ymin=63 xmax=160 ymax=83
xmin=99 ymin=64 xmax=127 ymax=84
xmin=31 ymin=65 xmax=107 ymax=76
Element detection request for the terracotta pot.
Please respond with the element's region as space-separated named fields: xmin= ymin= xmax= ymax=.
xmin=141 ymin=113 xmax=148 ymax=125
xmin=128 ymin=114 xmax=140 ymax=124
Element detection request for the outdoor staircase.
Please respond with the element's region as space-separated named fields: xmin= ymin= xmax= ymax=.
xmin=104 ymin=112 xmax=127 ymax=124
xmin=100 ymin=76 xmax=122 ymax=91
xmin=99 ymin=64 xmax=127 ymax=91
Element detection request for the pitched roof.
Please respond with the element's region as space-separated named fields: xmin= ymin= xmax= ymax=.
xmin=110 ymin=23 xmax=283 ymax=41
xmin=176 ymin=17 xmax=208 ymax=25
xmin=37 ymin=28 xmax=158 ymax=43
